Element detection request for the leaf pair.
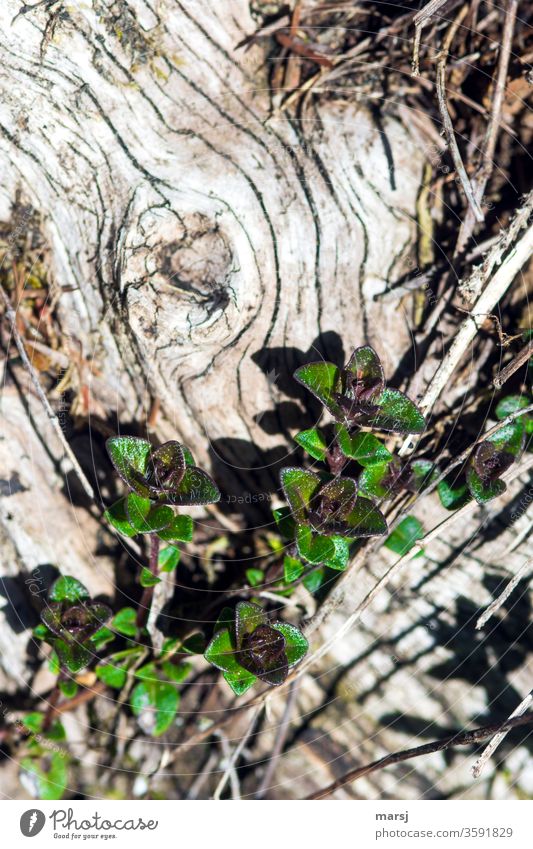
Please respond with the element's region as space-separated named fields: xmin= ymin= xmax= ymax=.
xmin=280 ymin=467 xmax=387 ymax=540
xmin=106 ymin=437 xmax=220 ymax=507
xmin=204 ymin=602 xmax=308 ymax=696
xmin=39 ymin=577 xmax=112 ymax=674
xmin=294 ymin=346 xmax=426 ymax=435
xmin=466 ymin=422 xmax=524 ymax=504
xmin=359 ymin=458 xmax=437 ymax=500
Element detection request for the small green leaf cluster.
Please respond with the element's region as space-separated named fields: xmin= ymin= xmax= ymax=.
xmin=438 ymin=395 xmax=529 ymax=509
xmin=105 ymin=436 xmax=220 ymax=547
xmin=18 ymin=712 xmax=69 ymax=801
xmin=278 ymin=347 xmax=427 ymax=587
xmin=36 ymin=576 xmax=112 ymax=675
xmin=204 ymin=602 xmax=308 ymax=696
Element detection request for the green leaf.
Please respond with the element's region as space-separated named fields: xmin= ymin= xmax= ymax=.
xmin=284 ymin=556 xmax=305 ymax=583
xmin=158 ymin=545 xmax=181 ymax=573
xmin=53 ymin=639 xmax=92 ymax=673
xmin=271 ymin=622 xmax=308 ymax=666
xmin=214 ymin=607 xmax=234 ymax=634
xmin=324 ymin=536 xmax=350 ymax=571
xmin=293 ymin=361 xmax=341 ymax=414
xmin=48 ymin=576 xmax=89 ymax=604
xmin=485 ymin=421 xmax=524 ymax=458
xmin=131 ymin=679 xmax=179 ymax=736
xmin=112 ymin=607 xmax=137 ymax=637
xmin=363 ymin=388 xmax=426 ymax=434
xmin=466 ymin=467 xmax=507 ymax=504
xmin=140 ymin=568 xmax=161 ymax=588
xmin=89 ymin=626 xmax=115 ymax=649
xmin=294 ymin=427 xmax=328 ymax=461
xmin=302 ymin=568 xmax=326 ymax=594
xmin=58 ymin=679 xmax=78 ymax=698
xmin=296 ymin=525 xmax=335 ymax=564
xmin=96 ymin=663 xmax=127 ymax=689
xmin=345 ymin=497 xmax=388 ymax=537
xmin=335 ymin=425 xmax=392 ymax=466
xmin=384 ymin=516 xmax=424 ymax=555
xmin=134 ymin=662 xmax=158 ymax=682
xmin=222 ymin=668 xmax=257 ymax=696
xmin=409 ymin=459 xmax=438 ymax=492
xmin=344 ymin=345 xmax=385 ymax=389
xmin=156 ymin=514 xmax=193 ymax=542
xmin=204 ymin=627 xmax=256 ymax=697
xmin=162 ymin=467 xmax=220 ymax=506
xmin=437 ymin=479 xmax=472 ymax=510
xmin=272 ymin=506 xmax=296 ymax=539
xmin=358 ymin=463 xmax=392 ymax=499
xmin=182 ymin=446 xmax=195 ymax=466
xmin=21 ymin=713 xmax=65 ymax=742
xmin=161 ymin=660 xmax=192 ymax=683
xmin=246 ymin=568 xmax=264 ymax=587
xmin=280 ymin=467 xmax=320 ymax=523
xmin=20 ymin=752 xmax=68 ymax=800
xmin=105 ymin=497 xmax=138 ymax=538
xmin=495 ymin=395 xmax=530 ymax=419
xmin=235 ymin=601 xmax=267 ymax=646
xmin=126 ymin=492 xmax=174 ymax=534
xmin=33 ymin=623 xmax=51 ymax=640
xmin=106 ymin=436 xmax=152 ymax=496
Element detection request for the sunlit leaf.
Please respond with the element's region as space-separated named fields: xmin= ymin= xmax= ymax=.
xmin=335 ymin=425 xmax=392 ymax=465
xmin=271 ymin=622 xmax=308 ymax=666
xmin=294 ymin=427 xmax=328 ymax=461
xmin=293 ymin=361 xmax=342 ymax=415
xmin=105 ymin=497 xmax=138 ymax=538
xmin=139 ymin=567 xmax=161 ymax=588
xmin=131 ymin=679 xmax=179 ymax=736
xmin=384 ymin=516 xmax=424 ymax=556
xmin=284 ymin=556 xmax=305 ymax=583
xmin=156 ymin=514 xmax=193 ymax=542
xmin=280 ymin=467 xmax=321 ymax=523
xmin=49 ymin=576 xmax=89 ymax=604
xmin=106 ymin=436 xmax=152 ymax=496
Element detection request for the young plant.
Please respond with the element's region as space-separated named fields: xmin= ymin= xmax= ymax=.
xmin=104 ymin=436 xmax=220 ymax=625
xmin=37 ymin=576 xmax=112 ymax=677
xmin=204 ymin=602 xmax=308 ymax=696
xmin=275 ymin=346 xmax=426 ymax=589
xmin=294 ymin=345 xmax=426 ymax=437
xmin=466 ymin=421 xmax=524 ymax=504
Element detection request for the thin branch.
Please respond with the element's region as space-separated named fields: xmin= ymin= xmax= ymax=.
xmin=456 ymin=0 xmax=519 ymax=253
xmin=306 ymin=712 xmax=533 ymax=799
xmin=255 ymin=679 xmax=299 ymax=799
xmin=400 ymin=202 xmax=533 ymax=457
xmin=0 ymin=285 xmax=95 ymax=500
xmin=435 ymin=7 xmax=484 ymax=224
xmin=493 ymin=340 xmax=533 ymax=389
xmin=476 ymin=558 xmax=533 ymax=630
xmin=472 ymin=692 xmax=533 ymax=779
xmin=213 ymin=703 xmax=263 ymax=800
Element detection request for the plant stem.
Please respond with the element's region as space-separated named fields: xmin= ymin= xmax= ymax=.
xmin=136 ymin=534 xmax=160 ymax=630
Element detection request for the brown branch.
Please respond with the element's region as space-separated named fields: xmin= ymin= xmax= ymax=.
xmin=0 ymin=283 xmax=95 ymax=500
xmin=493 ymin=340 xmax=533 ymax=389
xmin=306 ymin=712 xmax=533 ymax=799
xmin=435 ymin=7 xmax=484 ymax=223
